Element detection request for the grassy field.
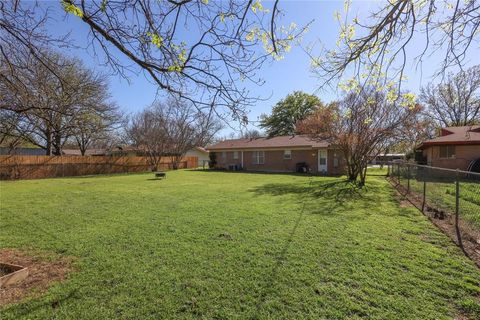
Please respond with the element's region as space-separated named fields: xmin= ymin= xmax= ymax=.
xmin=401 ymin=176 xmax=480 ymax=228
xmin=1 ymin=170 xmax=479 ymax=319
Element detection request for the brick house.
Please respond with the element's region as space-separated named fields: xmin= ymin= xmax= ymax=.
xmin=207 ymin=135 xmax=345 ymax=175
xmin=185 ymin=147 xmax=210 ymax=167
xmin=417 ymin=125 xmax=480 ymax=171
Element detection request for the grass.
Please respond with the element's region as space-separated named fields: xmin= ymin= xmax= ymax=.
xmin=1 ymin=170 xmax=479 ymax=319
xmin=399 ymin=176 xmax=480 ymax=228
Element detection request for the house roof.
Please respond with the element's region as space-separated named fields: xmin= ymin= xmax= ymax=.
xmin=417 ymin=125 xmax=480 ymax=149
xmin=207 ymin=135 xmax=330 ymax=150
xmin=193 ymin=146 xmax=208 ymax=153
xmin=62 ymin=149 xmax=107 ymax=156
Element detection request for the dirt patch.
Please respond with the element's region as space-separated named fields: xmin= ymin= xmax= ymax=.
xmin=389 ymin=178 xmax=480 ymax=268
xmin=0 ymin=248 xmax=73 ymax=306
xmin=396 ymin=196 xmax=414 ymax=208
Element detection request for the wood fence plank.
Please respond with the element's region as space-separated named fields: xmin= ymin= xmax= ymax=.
xmin=0 ymin=156 xmax=198 ymax=180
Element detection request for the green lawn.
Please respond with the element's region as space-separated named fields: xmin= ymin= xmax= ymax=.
xmin=400 ymin=176 xmax=480 ymax=228
xmin=1 ymin=170 xmax=479 ymax=319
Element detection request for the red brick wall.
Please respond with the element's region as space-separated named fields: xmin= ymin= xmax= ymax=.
xmin=327 ymin=149 xmax=345 ymax=175
xmin=423 ymin=145 xmax=480 ymax=170
xmin=213 ymin=149 xmax=345 ymax=175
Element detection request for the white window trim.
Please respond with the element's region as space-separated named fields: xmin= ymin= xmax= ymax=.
xmin=439 ymin=145 xmax=455 ymax=159
xmin=253 ymin=151 xmax=265 ymax=164
xmin=284 ymin=150 xmax=292 ymax=160
xmin=233 ymin=151 xmax=239 ymax=159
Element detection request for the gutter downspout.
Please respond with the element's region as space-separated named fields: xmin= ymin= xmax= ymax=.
xmin=241 ymin=151 xmax=244 ymax=169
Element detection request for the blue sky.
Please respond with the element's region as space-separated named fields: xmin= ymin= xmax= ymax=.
xmin=45 ymin=1 xmax=477 ymax=136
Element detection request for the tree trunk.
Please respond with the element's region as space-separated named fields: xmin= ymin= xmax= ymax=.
xmin=44 ymin=127 xmax=52 ymax=155
xmin=358 ymin=165 xmax=368 ymax=187
xmin=53 ymin=133 xmax=62 ymax=155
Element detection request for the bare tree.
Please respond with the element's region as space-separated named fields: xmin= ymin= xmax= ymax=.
xmin=159 ymin=99 xmax=222 ymax=169
xmin=127 ymin=99 xmax=222 ymax=171
xmin=127 ymin=105 xmax=169 ymax=171
xmin=0 ymin=109 xmax=24 ymax=153
xmin=239 ymin=129 xmax=263 ymax=139
xmin=421 ymin=65 xmax=480 ymax=127
xmin=71 ymin=104 xmax=123 ymax=156
xmin=1 ymin=1 xmax=72 ymax=103
xmin=0 ymin=50 xmax=118 ymax=155
xmin=298 ymin=87 xmax=421 ymax=186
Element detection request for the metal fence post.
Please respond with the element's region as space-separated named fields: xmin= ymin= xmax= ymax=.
xmin=407 ymin=164 xmax=411 ymax=193
xmin=455 ymin=169 xmax=465 ymax=253
xmin=422 ymin=179 xmax=426 ymax=213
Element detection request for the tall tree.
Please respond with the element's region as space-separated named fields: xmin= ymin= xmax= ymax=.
xmin=298 ymin=87 xmax=420 ymax=186
xmin=0 ymin=50 xmax=119 ymax=155
xmin=161 ymin=99 xmax=223 ymax=169
xmin=240 ymin=129 xmax=263 ymax=139
xmin=311 ymin=1 xmax=480 ymax=91
xmin=127 ymin=105 xmax=169 ymax=171
xmin=127 ymin=99 xmax=222 ymax=170
xmin=71 ymin=106 xmax=123 ymax=156
xmin=420 ymin=66 xmax=480 ymax=127
xmin=260 ymin=91 xmax=321 ymax=136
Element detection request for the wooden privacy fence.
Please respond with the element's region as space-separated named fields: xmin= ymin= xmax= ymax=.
xmin=0 ymin=155 xmax=198 ymax=180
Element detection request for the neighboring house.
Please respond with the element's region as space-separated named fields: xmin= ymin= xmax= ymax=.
xmin=185 ymin=147 xmax=209 ymax=167
xmin=370 ymin=153 xmax=405 ymax=165
xmin=0 ymin=147 xmax=46 ymax=156
xmin=207 ymin=135 xmax=345 ymax=175
xmin=417 ymin=125 xmax=480 ymax=171
xmin=62 ymin=149 xmax=107 ymax=156
xmin=108 ymin=146 xmax=141 ymax=157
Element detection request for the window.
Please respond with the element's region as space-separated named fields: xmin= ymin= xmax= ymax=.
xmin=284 ymin=150 xmax=292 ymax=159
xmin=233 ymin=151 xmax=239 ymax=159
xmin=439 ymin=146 xmax=455 ymax=158
xmin=222 ymin=151 xmax=226 ymax=159
xmin=252 ymin=151 xmax=265 ymax=164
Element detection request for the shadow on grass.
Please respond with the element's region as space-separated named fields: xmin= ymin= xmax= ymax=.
xmin=185 ymin=168 xmax=344 ymax=178
xmin=4 ymin=288 xmax=79 ymax=316
xmin=250 ymin=178 xmax=385 ymax=312
xmin=249 ymin=178 xmax=384 ymax=217
xmin=251 ymin=179 xmax=364 ymax=201
xmin=254 ymin=200 xmax=305 ymax=314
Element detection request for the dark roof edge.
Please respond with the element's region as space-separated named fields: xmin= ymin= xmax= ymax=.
xmin=417 ymin=140 xmax=480 ymax=149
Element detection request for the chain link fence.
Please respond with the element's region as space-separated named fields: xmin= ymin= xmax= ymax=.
xmin=388 ymin=162 xmax=480 ymax=257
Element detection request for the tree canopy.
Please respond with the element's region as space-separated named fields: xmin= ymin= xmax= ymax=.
xmin=311 ymin=0 xmax=480 ymax=91
xmin=127 ymin=98 xmax=222 ymax=170
xmin=1 ymin=0 xmax=307 ymax=122
xmin=298 ymin=86 xmax=420 ymax=186
xmin=260 ymin=91 xmax=321 ymax=137
xmin=0 ymin=49 xmax=120 ymax=155
xmin=421 ymin=65 xmax=480 ymax=127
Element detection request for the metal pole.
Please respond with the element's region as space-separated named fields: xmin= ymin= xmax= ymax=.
xmin=422 ymin=179 xmax=426 ymax=213
xmin=455 ymin=169 xmax=465 ymax=253
xmin=407 ymin=164 xmax=411 ymax=193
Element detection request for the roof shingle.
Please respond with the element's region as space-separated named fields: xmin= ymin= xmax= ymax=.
xmin=207 ymin=135 xmax=329 ymax=150
xmin=418 ymin=125 xmax=480 ymax=148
